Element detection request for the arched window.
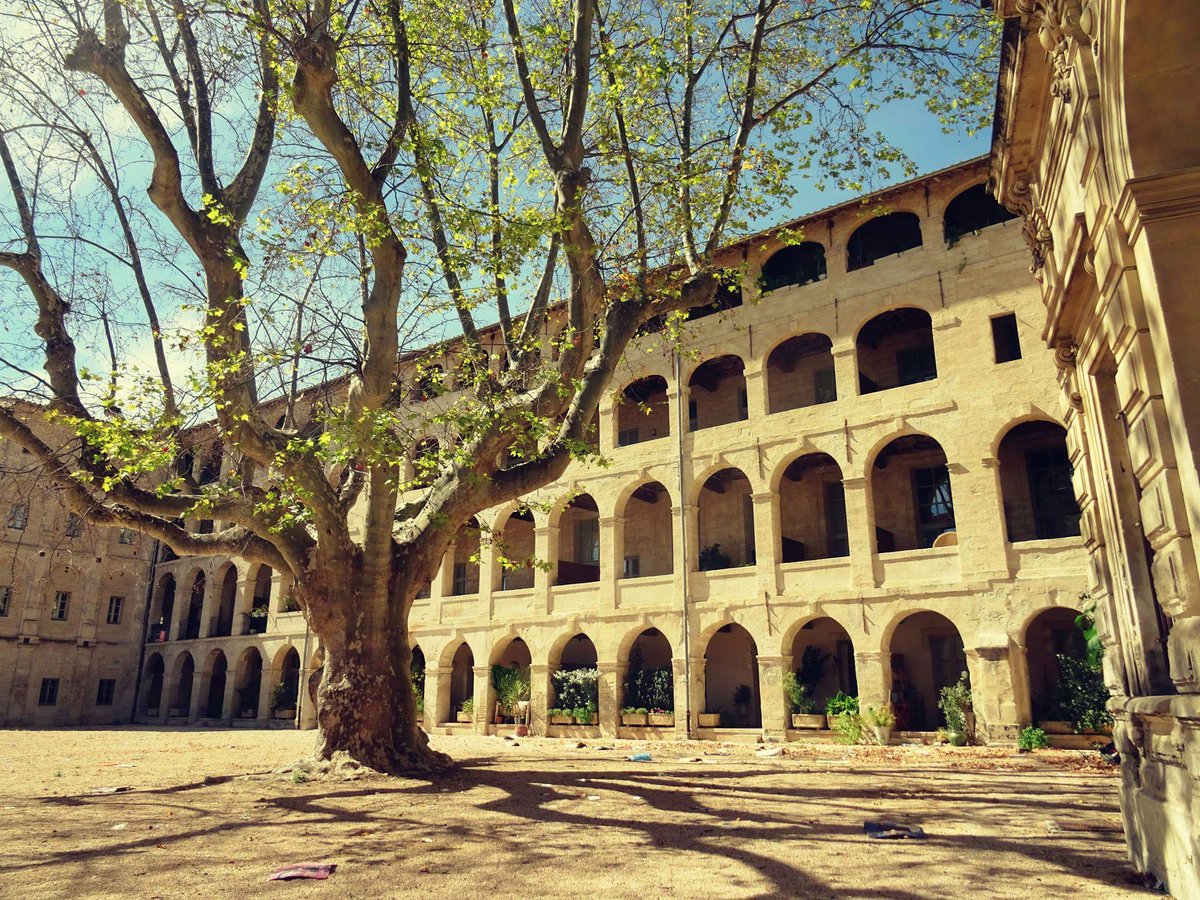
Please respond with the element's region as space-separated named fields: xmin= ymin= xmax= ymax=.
xmin=688 ymin=356 xmax=748 ymax=431
xmin=697 ymin=468 xmax=755 ymax=569
xmin=766 ymin=334 xmax=836 ymax=413
xmin=943 ymin=184 xmax=1017 ymax=243
xmin=872 ymin=434 xmax=955 ymax=551
xmin=856 ymin=308 xmax=936 ymax=394
xmin=620 ymin=481 xmax=672 ymax=578
xmin=846 ymin=212 xmax=923 ymax=271
xmin=997 ymin=421 xmax=1081 ymax=541
xmin=759 ymin=242 xmax=826 ymax=291
xmin=687 ymin=272 xmax=742 ymax=320
xmin=779 ymin=453 xmax=847 ymax=562
xmin=617 ymin=376 xmax=670 ymax=446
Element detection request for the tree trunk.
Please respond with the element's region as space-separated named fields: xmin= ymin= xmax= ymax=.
xmin=304 ymin=573 xmax=449 ymax=775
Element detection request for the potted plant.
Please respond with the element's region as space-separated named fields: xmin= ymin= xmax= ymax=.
xmin=622 ymin=707 xmax=649 ymax=727
xmin=824 ymin=691 xmax=858 ymax=730
xmin=237 ymin=684 xmax=258 ymax=718
xmin=939 ymin=672 xmax=972 ymax=746
xmin=648 ymin=708 xmax=674 ymax=727
xmin=270 ymin=680 xmax=297 ymax=720
xmin=548 ymin=707 xmax=574 ymax=726
xmin=1045 ymin=654 xmax=1113 ymax=735
xmin=552 ymin=667 xmax=599 ymax=725
xmin=698 ymin=543 xmax=732 ymax=571
xmin=1017 ymin=726 xmax=1048 ymax=752
xmin=698 ymin=711 xmax=721 ymax=727
xmin=456 ymin=698 xmax=473 ymax=724
xmin=573 ymin=704 xmax=597 ymax=726
xmin=784 ymin=671 xmax=826 ymax=729
xmin=864 ymin=705 xmax=895 ymax=745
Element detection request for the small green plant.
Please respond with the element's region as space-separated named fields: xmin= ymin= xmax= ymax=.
xmin=834 ymin=712 xmax=864 ymax=745
xmin=783 ymin=671 xmax=816 ymax=713
xmin=270 ymin=679 xmax=297 ymax=713
xmin=460 ymin=698 xmax=474 ymax=717
xmin=1049 ymin=654 xmax=1112 ymax=733
xmin=864 ymin=706 xmax=895 ymax=728
xmin=698 ymin=543 xmax=732 ymax=571
xmin=1018 ymin=726 xmax=1048 ymax=751
xmin=938 ymin=672 xmax=972 ymax=737
xmin=53 ymin=770 xmax=63 ymax=778
xmin=825 ymin=691 xmax=859 ymax=717
xmin=621 ymin=707 xmax=649 ymax=715
xmin=551 ymin=667 xmax=598 ymax=713
xmin=572 ymin=704 xmax=597 ymax=724
xmin=291 ymin=769 xmax=309 ymax=784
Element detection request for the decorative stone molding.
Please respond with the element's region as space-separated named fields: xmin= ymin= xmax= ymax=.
xmin=1016 ymin=0 xmax=1092 ymax=102
xmin=1005 ymin=172 xmax=1054 ymax=279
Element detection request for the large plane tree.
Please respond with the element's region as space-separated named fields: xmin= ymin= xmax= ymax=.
xmin=0 ymin=0 xmax=996 ymax=772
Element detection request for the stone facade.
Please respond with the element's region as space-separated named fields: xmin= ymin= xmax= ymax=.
xmin=109 ymin=158 xmax=1094 ymax=763
xmin=989 ymin=1 xmax=1200 ymax=895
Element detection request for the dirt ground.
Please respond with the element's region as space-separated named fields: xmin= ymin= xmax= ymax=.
xmin=0 ymin=728 xmax=1152 ymax=899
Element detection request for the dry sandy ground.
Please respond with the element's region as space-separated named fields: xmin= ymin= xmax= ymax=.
xmin=0 ymin=728 xmax=1152 ymax=899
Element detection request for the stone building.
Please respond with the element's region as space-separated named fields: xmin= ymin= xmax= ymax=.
xmin=126 ymin=156 xmax=1095 ymax=759
xmin=0 ymin=407 xmax=154 ymax=725
xmin=989 ymin=1 xmax=1200 ymax=895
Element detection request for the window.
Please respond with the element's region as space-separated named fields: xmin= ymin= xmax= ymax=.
xmin=96 ymin=679 xmax=116 ymax=706
xmin=576 ymin=518 xmax=600 ymax=566
xmin=38 ymin=678 xmax=59 ymax=706
xmin=50 ymin=591 xmax=70 ymax=621
xmin=106 ymin=596 xmax=123 ymax=625
xmin=617 ymin=428 xmax=639 ymax=447
xmin=118 ymin=528 xmax=135 ymax=545
xmin=824 ymin=482 xmax=850 ymax=558
xmin=896 ymin=346 xmax=938 ymax=386
xmin=7 ymin=503 xmax=28 ymax=530
xmin=65 ymin=513 xmax=84 ymax=538
xmin=623 ymin=556 xmax=641 ymax=578
xmin=0 ymin=585 xmax=9 ymax=616
xmin=1026 ymin=446 xmax=1082 ymax=539
xmin=452 ymin=563 xmax=468 ymax=596
xmin=814 ymin=368 xmax=837 ymax=405
xmin=991 ymin=313 xmax=1022 ymax=363
xmin=913 ymin=466 xmax=955 ymax=548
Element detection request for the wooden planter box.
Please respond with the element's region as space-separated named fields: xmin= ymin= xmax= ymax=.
xmin=146 ymin=708 xmax=159 ymax=718
xmin=622 ymin=712 xmax=649 ymax=727
xmin=575 ymin=714 xmax=598 ymax=726
xmin=549 ymin=714 xmax=574 ymax=725
xmin=273 ymin=708 xmax=296 ymax=720
xmin=698 ymin=713 xmax=721 ymax=728
xmin=648 ymin=712 xmax=674 ymax=727
xmin=791 ymin=713 xmax=827 ymax=729
xmin=826 ymin=714 xmax=841 ymax=730
xmin=456 ymin=711 xmax=472 ymax=723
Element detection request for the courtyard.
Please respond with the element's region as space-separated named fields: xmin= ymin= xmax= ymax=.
xmin=0 ymin=729 xmax=1150 ymax=898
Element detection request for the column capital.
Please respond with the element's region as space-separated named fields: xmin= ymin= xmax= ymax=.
xmin=842 ymin=476 xmax=868 ymax=490
xmin=671 ymin=504 xmax=699 ymax=516
xmin=529 ymin=663 xmax=550 ymax=675
xmin=598 ymin=515 xmax=625 ymax=528
xmin=756 ymin=654 xmax=788 ymax=667
xmin=750 ymin=491 xmax=775 ymax=505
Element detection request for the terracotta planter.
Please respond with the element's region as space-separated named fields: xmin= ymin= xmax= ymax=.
xmin=515 ymin=725 xmax=530 ymax=737
xmin=648 ymin=712 xmax=674 ymax=727
xmin=456 ymin=711 xmax=472 ymax=723
xmin=622 ymin=713 xmax=649 ymax=727
xmin=791 ymin=713 xmax=827 ymax=730
xmin=698 ymin=713 xmax=720 ymax=728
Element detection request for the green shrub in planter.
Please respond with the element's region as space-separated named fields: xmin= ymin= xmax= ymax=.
xmin=938 ymin=672 xmax=972 ymax=742
xmin=783 ymin=671 xmax=816 ymax=713
xmin=552 ymin=667 xmax=599 ymax=712
xmin=1018 ymin=726 xmax=1048 ymax=751
xmin=825 ymin=691 xmax=859 ymax=717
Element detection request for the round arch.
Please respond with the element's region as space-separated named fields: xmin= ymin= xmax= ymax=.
xmin=201 ymin=649 xmax=228 ymax=719
xmin=617 ymin=480 xmax=673 ymax=578
xmin=855 ymin=306 xmax=937 ymax=395
xmin=884 ymin=610 xmax=967 ymax=731
xmin=696 ymin=467 xmax=755 ymax=570
xmin=869 ymin=432 xmax=954 ymax=552
xmin=702 ymin=622 xmax=760 ymax=727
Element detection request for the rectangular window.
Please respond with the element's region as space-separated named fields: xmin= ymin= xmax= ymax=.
xmin=118 ymin=528 xmax=135 ymax=545
xmin=617 ymin=428 xmax=640 ymax=447
xmin=452 ymin=562 xmax=468 ymax=596
xmin=96 ymin=679 xmax=116 ymax=706
xmin=991 ymin=313 xmax=1022 ymax=363
xmin=824 ymin=482 xmax=850 ymax=557
xmin=576 ymin=517 xmax=600 ymax=566
xmin=50 ymin=591 xmax=70 ymax=621
xmin=0 ymin=585 xmax=9 ymax=616
xmin=106 ymin=596 xmax=123 ymax=625
xmin=814 ymin=368 xmax=837 ymax=405
xmin=623 ymin=556 xmax=641 ymax=578
xmin=38 ymin=678 xmax=59 ymax=706
xmin=913 ymin=466 xmax=956 ymax=548
xmin=7 ymin=503 xmax=28 ymax=530
xmin=65 ymin=513 xmax=84 ymax=537
xmin=895 ymin=345 xmax=937 ymax=386
xmin=1026 ymin=446 xmax=1082 ymax=539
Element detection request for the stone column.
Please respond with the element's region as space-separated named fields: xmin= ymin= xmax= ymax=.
xmin=598 ymin=397 xmax=617 ymax=454
xmin=199 ymin=568 xmax=220 ymax=638
xmin=757 ymin=654 xmax=789 ymax=741
xmin=257 ymin=658 xmax=275 ymax=721
xmin=597 ymin=660 xmax=619 ymax=737
xmin=535 ymin=525 xmax=558 ymax=615
xmin=478 ymin=543 xmax=496 ymax=611
xmin=831 ymin=343 xmax=857 ymax=400
xmin=222 ymin=668 xmax=239 ymax=722
xmin=471 ymin=664 xmax=493 ymax=735
xmin=842 ymin=477 xmax=878 ymax=588
xmin=529 ymin=662 xmax=550 ymax=736
xmin=854 ymin=650 xmax=889 ymax=713
xmin=953 ymin=458 xmax=1011 ymax=581
xmin=743 ymin=366 xmax=769 ymax=421
xmin=672 ymin=656 xmax=691 ymax=738
xmin=965 ymin=644 xmax=1022 ymax=745
xmin=687 ymin=654 xmax=706 ymax=730
xmin=233 ymin=572 xmax=256 ymax=635
xmin=599 ymin=515 xmax=623 ymax=609
xmin=751 ymin=491 xmax=781 ymax=596
xmin=425 ymin=664 xmax=448 ymax=728
xmin=433 ymin=544 xmax=454 ymax=601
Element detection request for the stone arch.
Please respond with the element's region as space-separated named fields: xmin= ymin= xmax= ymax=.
xmin=846 ymin=211 xmax=923 ymax=271
xmin=1022 ymin=606 xmax=1088 ymax=726
xmin=449 ymin=517 xmax=482 ymax=596
xmin=182 ymin=570 xmax=205 ymax=640
xmin=247 ymin=565 xmax=272 ymax=634
xmin=149 ymin=573 xmax=176 ymax=641
xmin=491 ymin=634 xmax=532 ymax=670
xmin=943 ymin=182 xmax=1017 ymax=243
xmin=168 ymin=652 xmax=195 ymax=718
xmin=776 ymin=452 xmax=848 ymax=563
xmin=550 ymin=631 xmax=598 ymax=671
xmin=759 ymin=241 xmax=827 ymax=292
xmin=885 ymin=610 xmax=967 ymax=731
xmin=211 ymin=564 xmax=237 ymax=637
xmin=555 ymin=494 xmax=600 ymax=585
xmin=766 ymin=333 xmax=836 ymax=413
xmin=445 ymin=640 xmax=475 ymax=722
xmin=618 ymin=480 xmax=673 ymax=578
xmin=686 ymin=270 xmax=743 ymax=321
xmin=494 ymin=507 xmax=536 ymax=591
xmin=141 ymin=653 xmax=165 ymax=716
xmin=703 ymin=622 xmax=760 ymax=727
xmin=233 ymin=647 xmax=264 ymax=718
xmin=855 ymin=307 xmax=937 ymax=395
xmin=996 ymin=420 xmax=1081 ymax=542
xmin=696 ymin=467 xmax=755 ymax=570
xmin=621 ymin=626 xmax=674 ymax=712
xmin=785 ymin=616 xmax=858 ymax=709
xmin=616 ymin=375 xmax=671 ymax=446
xmin=870 ymin=433 xmax=955 ymax=552
xmin=687 ymin=355 xmax=747 ymax=431
xmin=270 ymin=646 xmax=301 ymax=718
xmin=201 ymin=649 xmax=228 ymax=719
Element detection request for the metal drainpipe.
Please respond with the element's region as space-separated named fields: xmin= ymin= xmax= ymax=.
xmin=673 ymin=349 xmax=692 ymax=738
xmin=297 ymin=616 xmax=311 ymax=730
xmin=130 ymin=538 xmax=162 ymax=723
